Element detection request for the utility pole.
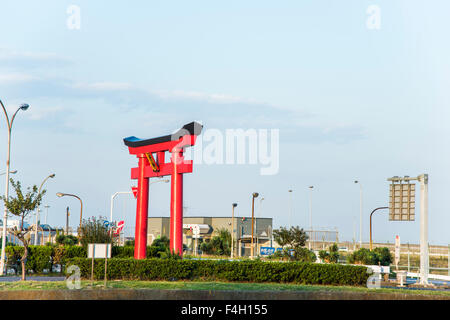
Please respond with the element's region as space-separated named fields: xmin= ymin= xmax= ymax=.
xmin=251 ymin=192 xmax=259 ymax=258
xmin=418 ymin=174 xmax=429 ymax=285
xmin=66 ymin=207 xmax=70 ymax=235
xmin=308 ymin=186 xmax=313 ymax=250
xmin=288 ymin=190 xmax=293 ymax=227
xmin=354 ymin=181 xmax=363 ymax=248
xmin=231 ymin=203 xmax=237 ymax=259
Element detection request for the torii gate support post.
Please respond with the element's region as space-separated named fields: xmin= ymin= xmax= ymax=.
xmin=171 ymin=149 xmax=184 ymax=256
xmin=135 ymin=155 xmax=149 ymax=259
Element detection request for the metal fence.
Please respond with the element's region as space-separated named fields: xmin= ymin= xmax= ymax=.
xmin=305 ymin=230 xmax=339 ymax=251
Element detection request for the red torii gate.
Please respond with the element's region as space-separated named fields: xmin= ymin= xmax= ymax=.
xmin=123 ymin=121 xmax=203 ymax=259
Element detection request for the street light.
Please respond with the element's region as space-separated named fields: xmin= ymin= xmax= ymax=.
xmin=369 ymin=207 xmax=389 ymax=251
xmin=0 ymin=101 xmax=29 ymax=276
xmin=56 ymin=192 xmax=83 ymax=236
xmin=251 ymin=192 xmax=259 ymax=258
xmin=308 ymin=186 xmax=313 ymax=250
xmin=231 ymin=203 xmax=238 ymax=259
xmin=34 ymin=174 xmax=56 ymax=245
xmin=354 ymin=180 xmax=363 ymax=248
xmin=44 ymin=205 xmax=50 ymax=225
xmin=288 ymin=190 xmax=293 ymax=227
xmin=110 ymin=179 xmax=169 ymax=223
xmin=256 ymin=197 xmax=264 ymax=254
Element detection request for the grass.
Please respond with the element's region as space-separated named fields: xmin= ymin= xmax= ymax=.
xmin=0 ymin=280 xmax=450 ymax=297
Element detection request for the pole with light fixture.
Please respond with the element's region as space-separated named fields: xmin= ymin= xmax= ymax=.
xmin=256 ymin=197 xmax=264 ymax=255
xmin=288 ymin=189 xmax=293 ymax=227
xmin=231 ymin=203 xmax=237 ymax=258
xmin=251 ymin=192 xmax=259 ymax=258
xmin=34 ymin=174 xmax=55 ymax=245
xmin=308 ymin=186 xmax=313 ymax=250
xmin=110 ymin=179 xmax=169 ymax=223
xmin=0 ymin=101 xmax=29 ymax=276
xmin=56 ymin=192 xmax=83 ymax=236
xmin=354 ymin=180 xmax=363 ymax=248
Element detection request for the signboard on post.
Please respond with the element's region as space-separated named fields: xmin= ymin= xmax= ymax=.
xmin=395 ymin=235 xmax=401 ymax=268
xmin=388 ymin=174 xmax=429 ymax=285
xmin=260 ymin=247 xmax=275 ymax=256
xmin=389 ymin=182 xmax=415 ymax=221
xmin=88 ymin=243 xmax=111 ymax=288
xmin=88 ymin=243 xmax=111 ymax=259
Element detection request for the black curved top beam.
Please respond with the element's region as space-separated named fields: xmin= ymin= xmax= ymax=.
xmin=123 ymin=121 xmax=203 ymax=148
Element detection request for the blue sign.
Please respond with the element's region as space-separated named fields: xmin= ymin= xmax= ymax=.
xmin=260 ymin=247 xmax=275 ymax=256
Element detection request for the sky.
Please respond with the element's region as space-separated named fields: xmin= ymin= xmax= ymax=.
xmin=0 ymin=1 xmax=449 ymax=245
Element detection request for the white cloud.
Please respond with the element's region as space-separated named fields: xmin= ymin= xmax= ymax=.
xmin=155 ymin=89 xmax=261 ymax=105
xmin=0 ymin=73 xmax=37 ymax=84
xmin=72 ymin=81 xmax=133 ymax=91
xmin=24 ymin=105 xmax=64 ymax=120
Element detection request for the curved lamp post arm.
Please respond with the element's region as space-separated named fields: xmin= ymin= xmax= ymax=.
xmin=0 ymin=100 xmax=11 ymax=130
xmin=56 ymin=193 xmax=83 ymax=233
xmin=9 ymin=108 xmax=22 ymax=131
xmin=369 ymin=207 xmax=389 ymax=251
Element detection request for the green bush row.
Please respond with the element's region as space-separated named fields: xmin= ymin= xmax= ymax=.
xmin=5 ymin=245 xmax=167 ymax=274
xmin=66 ymin=258 xmax=370 ymax=286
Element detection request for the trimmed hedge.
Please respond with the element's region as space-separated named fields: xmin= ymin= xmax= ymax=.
xmin=66 ymin=258 xmax=370 ymax=286
xmin=4 ymin=245 xmax=167 ymax=274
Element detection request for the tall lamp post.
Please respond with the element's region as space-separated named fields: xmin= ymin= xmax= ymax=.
xmin=110 ymin=179 xmax=169 ymax=223
xmin=34 ymin=174 xmax=55 ymax=245
xmin=251 ymin=192 xmax=259 ymax=258
xmin=44 ymin=205 xmax=50 ymax=225
xmin=256 ymin=197 xmax=264 ymax=255
xmin=308 ymin=186 xmax=313 ymax=250
xmin=288 ymin=189 xmax=293 ymax=227
xmin=0 ymin=101 xmax=29 ymax=276
xmin=56 ymin=193 xmax=83 ymax=236
xmin=354 ymin=180 xmax=363 ymax=248
xmin=231 ymin=203 xmax=237 ymax=258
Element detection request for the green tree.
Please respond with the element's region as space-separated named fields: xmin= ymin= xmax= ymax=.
xmin=273 ymin=226 xmax=310 ymax=261
xmin=0 ymin=179 xmax=45 ymax=281
xmin=200 ymin=228 xmax=231 ymax=256
xmin=78 ymin=216 xmax=112 ymax=248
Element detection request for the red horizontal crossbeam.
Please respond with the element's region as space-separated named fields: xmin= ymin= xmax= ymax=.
xmin=131 ymin=160 xmax=193 ymax=179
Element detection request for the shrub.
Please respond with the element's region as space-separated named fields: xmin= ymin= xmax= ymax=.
xmin=79 ymin=216 xmax=112 ymax=247
xmin=27 ymin=246 xmax=53 ymax=273
xmin=319 ymin=244 xmax=339 ymax=263
xmin=347 ymin=247 xmax=392 ymax=266
xmin=65 ymin=258 xmax=370 ymax=286
xmin=295 ymin=247 xmax=317 ymax=262
xmin=56 ymin=235 xmax=78 ymax=246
